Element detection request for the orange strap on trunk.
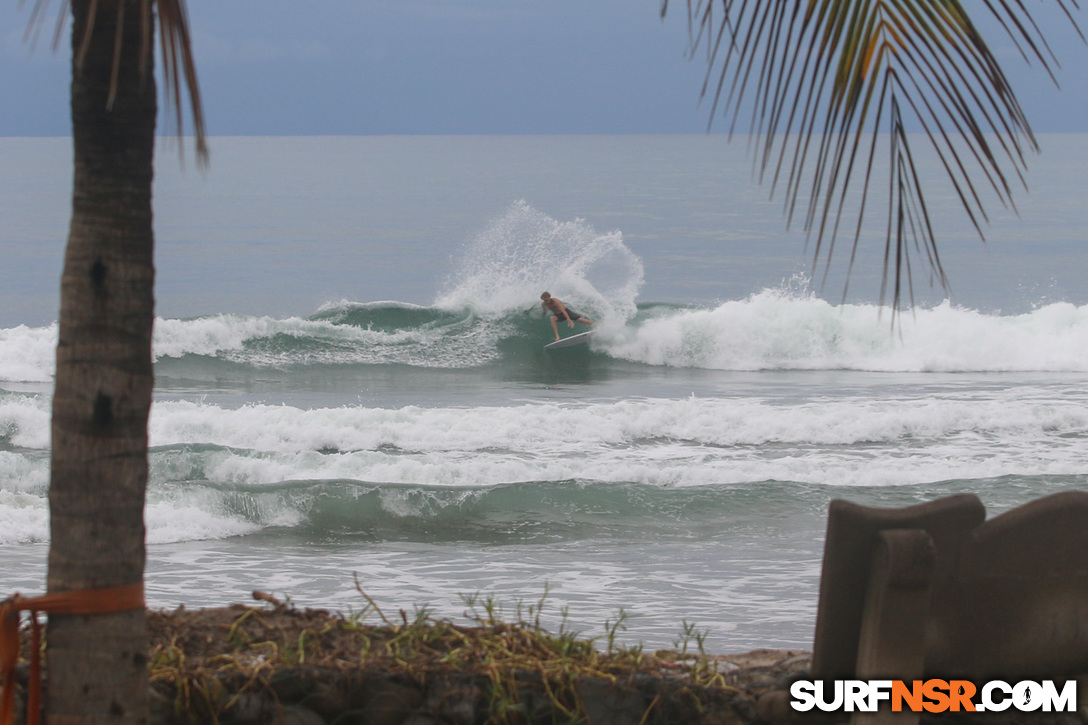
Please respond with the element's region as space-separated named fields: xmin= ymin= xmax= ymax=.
xmin=0 ymin=583 xmax=145 ymax=725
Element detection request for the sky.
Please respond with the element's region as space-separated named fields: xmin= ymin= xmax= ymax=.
xmin=2 ymin=1 xmax=1087 ymax=137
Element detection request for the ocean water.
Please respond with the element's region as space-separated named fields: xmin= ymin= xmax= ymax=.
xmin=1 ymin=135 xmax=1087 ymax=653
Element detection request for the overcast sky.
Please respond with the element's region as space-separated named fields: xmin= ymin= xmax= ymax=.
xmin=2 ymin=1 xmax=1086 ymax=137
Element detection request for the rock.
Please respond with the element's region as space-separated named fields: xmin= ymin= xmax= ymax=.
xmin=400 ymin=716 xmax=441 ymax=725
xmin=271 ymin=666 xmax=332 ymax=703
xmin=756 ymin=690 xmax=796 ymax=723
xmin=278 ymin=704 xmax=327 ymax=725
xmin=574 ymin=676 xmax=650 ymax=725
xmin=421 ymin=672 xmax=486 ymax=725
xmin=326 ymin=709 xmax=369 ymax=725
xmin=300 ymin=679 xmax=352 ymax=721
xmin=220 ymin=692 xmax=276 ymax=725
xmin=352 ymin=677 xmax=423 ymax=725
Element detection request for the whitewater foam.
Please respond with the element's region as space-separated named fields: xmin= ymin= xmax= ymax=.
xmin=4 ymin=389 xmax=1086 ymax=545
xmin=602 ymin=292 xmax=1088 ymax=372
xmin=434 ymin=200 xmax=644 ymax=326
xmin=0 ymin=325 xmax=56 ymax=383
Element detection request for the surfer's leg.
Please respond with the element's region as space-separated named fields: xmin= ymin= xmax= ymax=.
xmin=578 ymin=316 xmax=594 ymax=326
xmin=550 ymin=315 xmax=560 ymax=340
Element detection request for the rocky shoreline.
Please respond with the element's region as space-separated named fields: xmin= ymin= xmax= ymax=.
xmin=11 ymin=595 xmax=1084 ymax=724
xmin=8 ymin=593 xmax=812 ymax=724
xmin=143 ymin=653 xmax=806 ymax=725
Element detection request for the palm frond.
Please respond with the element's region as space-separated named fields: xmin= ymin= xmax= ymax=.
xmin=665 ymin=0 xmax=1081 ymax=315
xmin=155 ymin=0 xmax=207 ymax=165
xmin=25 ymin=0 xmax=208 ymax=166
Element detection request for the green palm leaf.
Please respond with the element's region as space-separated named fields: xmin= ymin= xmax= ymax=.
xmin=664 ymin=0 xmax=1081 ymax=314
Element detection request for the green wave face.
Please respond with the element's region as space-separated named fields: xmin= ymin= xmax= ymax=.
xmin=153 ymin=477 xmax=828 ymax=545
xmin=146 ymin=474 xmax=1088 ymax=546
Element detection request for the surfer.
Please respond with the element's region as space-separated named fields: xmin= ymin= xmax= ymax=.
xmin=540 ymin=291 xmax=593 ymax=341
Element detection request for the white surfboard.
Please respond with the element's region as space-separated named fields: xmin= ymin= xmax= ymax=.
xmin=544 ymin=330 xmax=596 ymax=350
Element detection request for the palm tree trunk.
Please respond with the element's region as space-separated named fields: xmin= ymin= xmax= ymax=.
xmin=46 ymin=1 xmax=156 ymax=721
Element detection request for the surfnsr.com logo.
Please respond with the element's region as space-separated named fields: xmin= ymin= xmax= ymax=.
xmin=790 ymin=679 xmax=1078 ymax=714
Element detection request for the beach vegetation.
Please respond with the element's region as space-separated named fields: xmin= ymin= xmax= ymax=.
xmin=140 ymin=588 xmax=752 ymax=724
